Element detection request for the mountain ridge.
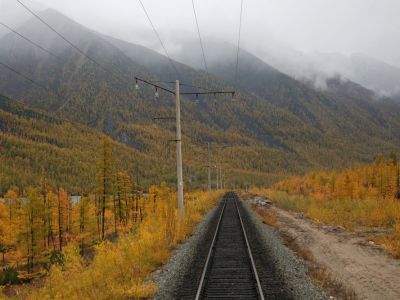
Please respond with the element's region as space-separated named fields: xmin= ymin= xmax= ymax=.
xmin=1 ymin=8 xmax=400 ymax=190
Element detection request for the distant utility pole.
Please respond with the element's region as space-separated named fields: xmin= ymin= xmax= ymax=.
xmin=206 ymin=144 xmax=231 ymax=191
xmin=219 ymin=165 xmax=223 ymax=189
xmin=175 ymin=80 xmax=184 ymax=215
xmin=135 ymin=77 xmax=234 ymax=216
xmin=208 ymin=142 xmax=211 ymax=193
xmin=216 ymin=165 xmax=219 ymax=189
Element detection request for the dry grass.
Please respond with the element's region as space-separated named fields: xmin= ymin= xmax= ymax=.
xmin=250 ymin=188 xmax=400 ymax=258
xmin=251 ymin=205 xmax=277 ymax=226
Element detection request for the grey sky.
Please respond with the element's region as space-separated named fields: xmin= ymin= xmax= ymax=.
xmin=1 ymin=0 xmax=400 ymax=67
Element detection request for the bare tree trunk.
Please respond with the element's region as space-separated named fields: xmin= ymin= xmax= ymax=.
xmin=58 ymin=189 xmax=62 ymax=252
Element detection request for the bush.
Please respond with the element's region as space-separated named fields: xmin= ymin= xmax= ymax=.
xmin=0 ymin=267 xmax=22 ymax=285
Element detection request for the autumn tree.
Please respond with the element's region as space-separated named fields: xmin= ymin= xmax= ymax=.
xmin=22 ymin=187 xmax=45 ymax=273
xmin=96 ymin=137 xmax=114 ymax=239
xmin=0 ymin=202 xmax=15 ymax=265
xmin=115 ymin=171 xmax=132 ymax=228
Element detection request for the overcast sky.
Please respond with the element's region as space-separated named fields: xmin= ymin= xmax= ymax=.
xmin=2 ymin=0 xmax=400 ymax=67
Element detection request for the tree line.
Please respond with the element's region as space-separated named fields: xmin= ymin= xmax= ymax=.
xmin=0 ymin=137 xmax=147 ymax=279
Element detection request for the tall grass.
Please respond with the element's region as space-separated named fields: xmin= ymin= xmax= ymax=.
xmin=251 ymin=188 xmax=400 ymax=258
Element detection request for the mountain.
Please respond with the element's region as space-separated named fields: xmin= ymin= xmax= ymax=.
xmin=0 ymin=94 xmax=172 ymax=193
xmin=0 ymin=0 xmax=45 ymax=38
xmin=244 ymin=43 xmax=400 ymax=98
xmin=1 ymin=9 xmax=400 ymax=191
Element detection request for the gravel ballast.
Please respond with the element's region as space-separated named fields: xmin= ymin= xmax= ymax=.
xmin=238 ymin=198 xmax=327 ymax=299
xmin=149 ymin=202 xmax=223 ymax=299
xmin=149 ymin=194 xmax=327 ymax=299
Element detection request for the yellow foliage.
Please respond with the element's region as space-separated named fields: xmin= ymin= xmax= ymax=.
xmin=251 ymin=156 xmax=400 ymax=258
xmin=19 ymin=187 xmax=223 ymax=299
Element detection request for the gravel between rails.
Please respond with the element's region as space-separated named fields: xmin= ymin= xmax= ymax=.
xmin=149 ymin=194 xmax=327 ymax=299
xmin=238 ymin=198 xmax=327 ymax=300
xmin=149 ymin=202 xmax=223 ymax=300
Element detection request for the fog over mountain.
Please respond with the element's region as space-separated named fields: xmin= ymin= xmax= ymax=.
xmin=3 ymin=0 xmax=398 ymax=97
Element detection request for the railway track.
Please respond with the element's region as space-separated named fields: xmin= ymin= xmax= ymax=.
xmin=195 ymin=192 xmax=264 ymax=299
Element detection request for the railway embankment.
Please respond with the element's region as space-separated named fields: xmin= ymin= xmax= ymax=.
xmin=150 ymin=192 xmax=326 ymax=299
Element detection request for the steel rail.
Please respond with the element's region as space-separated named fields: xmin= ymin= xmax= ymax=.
xmin=234 ymin=194 xmax=265 ymax=300
xmin=195 ymin=194 xmax=265 ymax=299
xmin=195 ymin=198 xmax=227 ymax=300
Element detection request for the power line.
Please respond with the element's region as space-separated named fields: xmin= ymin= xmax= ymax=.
xmin=0 ymin=18 xmax=122 ymax=112
xmin=233 ymin=0 xmax=244 ymax=90
xmin=137 ymin=0 xmax=181 ymax=79
xmin=191 ymin=0 xmax=209 ymax=75
xmin=0 ymin=92 xmax=30 ymax=107
xmin=0 ymin=21 xmax=67 ymax=63
xmin=0 ymin=60 xmax=62 ymax=99
xmin=13 ymin=0 xmax=214 ymax=105
xmin=15 ymin=0 xmax=125 ymax=81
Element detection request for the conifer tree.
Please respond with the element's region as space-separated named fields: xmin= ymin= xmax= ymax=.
xmin=0 ymin=202 xmax=15 ymax=265
xmin=96 ymin=137 xmax=114 ymax=239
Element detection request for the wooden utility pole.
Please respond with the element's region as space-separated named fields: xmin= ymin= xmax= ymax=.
xmin=220 ymin=166 xmax=223 ymax=189
xmin=208 ymin=142 xmax=211 ymax=193
xmin=175 ymin=80 xmax=184 ymax=216
xmin=134 ymin=76 xmax=234 ymax=217
xmin=216 ymin=165 xmax=219 ymax=189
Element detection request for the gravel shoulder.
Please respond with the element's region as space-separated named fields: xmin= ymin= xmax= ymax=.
xmin=238 ymin=199 xmax=326 ymax=299
xmin=272 ymin=206 xmax=400 ymax=300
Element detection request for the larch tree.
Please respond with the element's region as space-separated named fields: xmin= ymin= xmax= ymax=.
xmin=96 ymin=137 xmax=114 ymax=239
xmin=0 ymin=202 xmax=15 ymax=265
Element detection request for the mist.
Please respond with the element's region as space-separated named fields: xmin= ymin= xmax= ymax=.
xmin=2 ymin=0 xmax=400 ymax=96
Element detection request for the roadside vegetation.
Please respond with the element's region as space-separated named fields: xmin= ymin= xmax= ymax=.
xmin=0 ymin=136 xmax=223 ymax=298
xmin=17 ymin=188 xmax=222 ymax=299
xmin=252 ymin=153 xmax=400 ymax=258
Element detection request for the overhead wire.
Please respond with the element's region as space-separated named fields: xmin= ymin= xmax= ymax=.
xmin=0 ymin=21 xmax=67 ymax=63
xmin=233 ymin=0 xmax=244 ymax=91
xmin=191 ymin=0 xmax=209 ymax=76
xmin=11 ymin=0 xmax=214 ymax=104
xmin=0 ymin=60 xmax=62 ymax=99
xmin=12 ymin=0 xmax=145 ymax=112
xmin=15 ymin=0 xmax=126 ymax=82
xmin=137 ymin=0 xmax=181 ymax=80
xmin=0 ymin=92 xmax=31 ymax=107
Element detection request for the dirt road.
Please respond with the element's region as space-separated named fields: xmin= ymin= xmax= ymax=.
xmin=272 ymin=207 xmax=400 ymax=300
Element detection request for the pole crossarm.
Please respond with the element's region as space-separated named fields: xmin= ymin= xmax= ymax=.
xmin=180 ymin=91 xmax=235 ymax=96
xmin=153 ymin=116 xmax=176 ymax=120
xmin=135 ymin=76 xmax=175 ymax=94
xmin=135 ymin=76 xmax=235 ymax=97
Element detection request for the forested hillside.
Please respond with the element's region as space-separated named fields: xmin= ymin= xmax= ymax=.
xmin=1 ymin=9 xmax=400 ymax=191
xmin=0 ymin=95 xmax=167 ymax=193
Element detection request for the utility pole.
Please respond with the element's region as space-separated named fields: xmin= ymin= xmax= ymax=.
xmin=175 ymin=80 xmax=184 ymax=216
xmin=219 ymin=166 xmax=223 ymax=189
xmin=208 ymin=142 xmax=211 ymax=193
xmin=216 ymin=165 xmax=219 ymax=189
xmin=135 ymin=76 xmax=234 ymax=216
